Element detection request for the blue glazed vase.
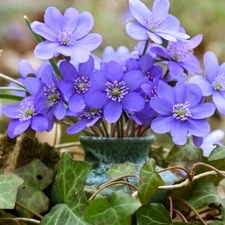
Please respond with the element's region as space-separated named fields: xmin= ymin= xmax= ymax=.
xmin=80 ymin=135 xmax=155 ymax=186
xmin=79 ymin=135 xmax=178 ymax=199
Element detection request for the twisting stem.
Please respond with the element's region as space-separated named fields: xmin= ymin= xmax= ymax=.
xmin=168 ymin=196 xmax=173 ymax=218
xmin=54 ymin=142 xmax=81 ymax=149
xmin=0 ymin=73 xmax=25 ymax=88
xmin=172 ymin=209 xmax=188 ymax=222
xmin=89 ymin=181 xmax=138 ymax=201
xmin=174 ymin=198 xmax=207 ymax=225
xmin=158 ymin=166 xmax=192 ymax=182
xmin=15 ymin=201 xmax=43 ymax=219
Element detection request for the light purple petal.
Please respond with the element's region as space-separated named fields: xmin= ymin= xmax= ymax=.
xmin=191 ymin=103 xmax=215 ymax=119
xmin=58 ymin=80 xmax=75 ymax=96
xmin=104 ymin=101 xmax=122 ymax=123
xmin=30 ymin=22 xmax=57 ymax=41
xmin=55 ymin=45 xmax=73 ymax=56
xmin=152 ymin=0 xmax=169 ymax=20
xmin=78 ymin=56 xmax=94 ymax=77
xmin=74 ymin=12 xmax=94 ymax=39
xmin=63 ymin=8 xmax=79 ymax=32
xmin=74 ymin=33 xmax=102 ymax=51
xmin=150 ymin=97 xmax=172 ymax=115
xmin=85 ymin=90 xmax=108 ymax=108
xmin=186 ymin=119 xmax=210 ymax=137
xmin=150 ymin=46 xmax=170 ymax=59
xmin=188 ymin=34 xmax=203 ymax=49
xmin=189 ymin=75 xmax=213 ymax=96
xmin=213 ymin=91 xmax=225 ymax=115
xmin=106 ymin=61 xmax=124 ymax=82
xmin=24 ymin=78 xmax=41 ymax=96
xmin=122 ymin=92 xmax=145 ymax=112
xmin=34 ymin=41 xmax=60 ymax=60
xmin=151 ymin=115 xmax=174 ymax=133
xmin=31 ymin=115 xmax=48 ymax=131
xmin=18 ymin=60 xmax=35 ymax=78
xmin=171 ymin=120 xmax=188 ymax=145
xmin=67 ymin=119 xmax=89 ymax=134
xmin=54 ymin=100 xmax=66 ymax=120
xmin=184 ymin=83 xmax=202 ymax=107
xmin=174 ymin=82 xmax=186 ymax=103
xmin=168 ymin=61 xmax=184 ymax=78
xmin=204 ymin=51 xmax=219 ymax=82
xmin=147 ymin=32 xmax=162 ymax=44
xmin=219 ymin=62 xmax=225 ymax=74
xmin=157 ymin=82 xmax=175 ymax=105
xmin=90 ymin=71 xmax=107 ymax=90
xmin=70 ymin=47 xmax=90 ymax=63
xmin=69 ymin=93 xmax=86 ymax=112
xmin=44 ymin=6 xmax=63 ymax=32
xmin=60 ymin=61 xmax=78 ymax=80
xmin=123 ymin=70 xmax=143 ymax=90
xmin=7 ymin=119 xmax=21 ymax=138
xmin=1 ymin=105 xmax=20 ymax=118
xmin=129 ymin=0 xmax=151 ymax=26
xmin=126 ymin=22 xmax=149 ymax=41
xmin=14 ymin=120 xmax=31 ymax=136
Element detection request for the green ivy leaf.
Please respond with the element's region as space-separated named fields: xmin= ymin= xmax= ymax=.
xmin=208 ymin=221 xmax=224 ymax=225
xmin=188 ymin=180 xmax=225 ymax=209
xmin=136 ymin=203 xmax=171 ymax=225
xmin=40 ymin=204 xmax=89 ymax=225
xmin=41 ymin=152 xmax=92 ymax=224
xmin=13 ymin=159 xmax=54 ymax=217
xmin=138 ymin=158 xmax=165 ymax=205
xmin=166 ymin=143 xmax=202 ymax=162
xmin=56 ymin=152 xmax=92 ymax=214
xmin=106 ymin=162 xmax=136 ymax=179
xmin=0 ymin=173 xmax=23 ymax=209
xmin=208 ymin=145 xmax=225 ymax=161
xmin=84 ymin=191 xmax=141 ymax=225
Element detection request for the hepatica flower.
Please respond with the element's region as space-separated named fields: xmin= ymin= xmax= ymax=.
xmin=1 ymin=96 xmax=48 ymax=138
xmin=150 ymin=82 xmax=216 ymax=145
xmin=85 ymin=60 xmax=145 ymax=123
xmin=31 ymin=6 xmax=102 ymax=63
xmin=189 ymin=51 xmax=225 ymax=115
xmin=126 ymin=0 xmax=189 ymax=44
xmin=58 ymin=56 xmax=94 ymax=113
xmin=151 ymin=34 xmax=203 ymax=78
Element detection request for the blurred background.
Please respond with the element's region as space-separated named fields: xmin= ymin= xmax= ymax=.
xmin=1 ymin=0 xmax=225 ymax=144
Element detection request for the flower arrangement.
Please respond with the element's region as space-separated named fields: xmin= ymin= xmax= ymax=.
xmin=1 ymin=0 xmax=225 ymax=224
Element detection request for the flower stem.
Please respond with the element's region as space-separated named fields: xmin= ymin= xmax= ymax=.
xmin=141 ymin=39 xmax=150 ymax=56
xmin=0 ymin=73 xmax=25 ymax=88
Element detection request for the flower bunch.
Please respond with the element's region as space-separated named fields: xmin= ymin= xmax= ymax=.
xmin=1 ymin=0 xmax=223 ymax=147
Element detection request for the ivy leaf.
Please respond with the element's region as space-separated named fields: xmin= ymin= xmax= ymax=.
xmin=0 ymin=173 xmax=23 ymax=209
xmin=208 ymin=145 xmax=225 ymax=161
xmin=56 ymin=152 xmax=92 ymax=214
xmin=188 ymin=180 xmax=225 ymax=209
xmin=138 ymin=158 xmax=164 ymax=205
xmin=84 ymin=191 xmax=141 ymax=225
xmin=41 ymin=152 xmax=92 ymax=224
xmin=106 ymin=162 xmax=137 ymax=179
xmin=136 ymin=203 xmax=171 ymax=225
xmin=13 ymin=159 xmax=54 ymax=217
xmin=41 ymin=204 xmax=89 ymax=225
xmin=208 ymin=221 xmax=224 ymax=225
xmin=166 ymin=143 xmax=202 ymax=162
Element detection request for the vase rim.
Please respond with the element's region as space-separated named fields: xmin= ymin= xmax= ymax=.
xmin=79 ymin=135 xmax=155 ymax=142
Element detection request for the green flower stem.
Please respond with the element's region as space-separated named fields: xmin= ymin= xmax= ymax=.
xmin=0 ymin=73 xmax=25 ymax=88
xmin=24 ymin=16 xmax=63 ymax=80
xmin=15 ymin=201 xmax=43 ymax=219
xmin=102 ymin=120 xmax=110 ymax=137
xmin=0 ymin=94 xmax=24 ymax=101
xmin=0 ymin=86 xmax=27 ymax=92
xmin=55 ymin=142 xmax=81 ymax=149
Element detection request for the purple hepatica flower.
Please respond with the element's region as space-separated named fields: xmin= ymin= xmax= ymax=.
xmin=58 ymin=56 xmax=94 ymax=113
xmin=24 ymin=64 xmax=66 ymax=131
xmin=150 ymin=82 xmax=216 ymax=145
xmin=66 ymin=107 xmax=103 ymax=134
xmin=31 ymin=6 xmax=102 ymax=63
xmin=85 ymin=60 xmax=145 ymax=123
xmin=151 ymin=34 xmax=203 ymax=79
xmin=126 ymin=53 xmax=163 ymax=81
xmin=189 ymin=51 xmax=225 ymax=115
xmin=1 ymin=96 xmax=48 ymax=138
xmin=126 ymin=0 xmax=189 ymax=44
